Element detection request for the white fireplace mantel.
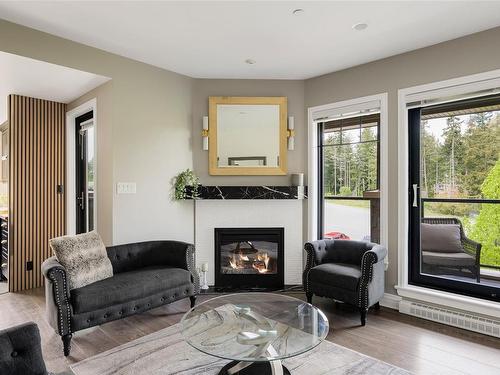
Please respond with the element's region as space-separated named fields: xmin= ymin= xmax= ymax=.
xmin=194 ymin=199 xmax=304 ymax=286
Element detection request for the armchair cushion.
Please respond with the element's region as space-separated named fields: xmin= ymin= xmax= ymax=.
xmin=421 ymin=223 xmax=462 ymax=253
xmin=422 ymin=251 xmax=475 ymax=267
xmin=49 ymin=231 xmax=113 ymax=290
xmin=308 ymin=263 xmax=361 ymax=291
xmin=70 ymin=265 xmax=192 ymax=314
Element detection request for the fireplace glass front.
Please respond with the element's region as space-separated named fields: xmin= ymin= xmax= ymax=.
xmin=215 ymin=227 xmax=284 ymax=290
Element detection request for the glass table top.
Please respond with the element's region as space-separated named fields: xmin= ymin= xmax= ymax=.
xmin=180 ymin=293 xmax=329 ymax=362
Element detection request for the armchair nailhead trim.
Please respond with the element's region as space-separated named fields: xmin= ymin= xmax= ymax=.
xmin=359 ymin=251 xmax=377 ymax=310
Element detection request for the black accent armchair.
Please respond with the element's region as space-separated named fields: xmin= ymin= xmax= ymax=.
xmin=42 ymin=240 xmax=199 ymax=357
xmin=0 ymin=322 xmax=48 ymax=375
xmin=303 ymin=239 xmax=387 ymax=326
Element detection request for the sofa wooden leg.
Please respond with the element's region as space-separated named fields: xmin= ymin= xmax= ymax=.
xmin=189 ymin=295 xmax=196 ymax=308
xmin=360 ymin=309 xmax=367 ymax=326
xmin=373 ymin=302 xmax=380 ymax=310
xmin=62 ymin=334 xmax=72 ymax=357
xmin=306 ymin=293 xmax=313 ymax=304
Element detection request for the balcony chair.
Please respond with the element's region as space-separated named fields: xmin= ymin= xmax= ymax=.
xmin=421 ymin=217 xmax=481 ymax=282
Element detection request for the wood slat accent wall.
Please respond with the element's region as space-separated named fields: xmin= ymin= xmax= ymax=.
xmin=8 ymin=95 xmax=66 ymax=292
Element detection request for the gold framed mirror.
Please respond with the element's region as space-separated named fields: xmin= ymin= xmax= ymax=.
xmin=208 ymin=96 xmax=288 ymax=175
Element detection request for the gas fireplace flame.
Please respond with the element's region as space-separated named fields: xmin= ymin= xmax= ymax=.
xmin=229 ymin=254 xmax=244 ymax=269
xmin=252 ymin=252 xmax=271 ymax=273
xmin=228 ymin=250 xmax=272 ymax=273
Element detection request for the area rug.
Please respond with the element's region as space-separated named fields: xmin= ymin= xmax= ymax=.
xmin=71 ymin=323 xmax=411 ymax=375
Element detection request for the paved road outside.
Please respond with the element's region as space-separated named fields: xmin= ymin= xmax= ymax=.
xmin=324 ymin=202 xmax=370 ymax=240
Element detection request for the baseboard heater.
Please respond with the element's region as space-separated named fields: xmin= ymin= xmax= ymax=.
xmin=399 ymin=300 xmax=500 ymax=338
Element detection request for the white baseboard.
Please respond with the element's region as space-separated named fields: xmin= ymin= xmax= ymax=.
xmin=380 ymin=293 xmax=402 ymax=310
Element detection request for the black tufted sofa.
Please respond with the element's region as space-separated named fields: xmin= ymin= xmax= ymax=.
xmin=42 ymin=240 xmax=199 ymax=357
xmin=0 ymin=322 xmax=48 ymax=375
xmin=303 ymin=239 xmax=387 ymax=326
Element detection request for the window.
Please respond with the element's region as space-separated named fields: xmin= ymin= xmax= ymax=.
xmin=318 ymin=113 xmax=380 ymax=242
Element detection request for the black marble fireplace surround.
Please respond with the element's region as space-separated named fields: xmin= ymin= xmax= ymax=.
xmin=215 ymin=227 xmax=285 ymax=290
xmin=186 ymin=185 xmax=306 ymax=200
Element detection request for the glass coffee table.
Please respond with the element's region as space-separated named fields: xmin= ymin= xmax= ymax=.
xmin=181 ymin=293 xmax=329 ymax=375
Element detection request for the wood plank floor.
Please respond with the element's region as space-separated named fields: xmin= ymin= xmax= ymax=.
xmin=0 ymin=288 xmax=499 ymax=375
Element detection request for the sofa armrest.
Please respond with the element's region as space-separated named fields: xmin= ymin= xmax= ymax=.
xmin=41 ymin=257 xmax=72 ymax=336
xmin=155 ymin=241 xmax=199 ymax=294
xmin=185 ymin=243 xmax=200 ymax=294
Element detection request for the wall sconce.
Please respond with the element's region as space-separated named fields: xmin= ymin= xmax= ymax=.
xmin=202 ymin=116 xmax=209 ymax=150
xmin=287 ymin=116 xmax=295 ymax=151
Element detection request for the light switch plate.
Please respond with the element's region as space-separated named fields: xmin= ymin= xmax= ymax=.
xmin=117 ymin=182 xmax=136 ymax=194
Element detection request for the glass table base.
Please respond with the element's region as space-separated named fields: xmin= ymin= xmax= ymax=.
xmin=218 ymin=360 xmax=291 ymax=375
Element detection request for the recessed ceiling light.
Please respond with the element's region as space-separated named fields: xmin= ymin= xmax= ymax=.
xmin=292 ymin=9 xmax=305 ymax=16
xmin=353 ymin=23 xmax=368 ymax=31
xmin=245 ymin=59 xmax=256 ymax=65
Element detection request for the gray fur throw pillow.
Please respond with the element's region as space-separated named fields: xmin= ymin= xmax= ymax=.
xmin=49 ymin=231 xmax=113 ymax=290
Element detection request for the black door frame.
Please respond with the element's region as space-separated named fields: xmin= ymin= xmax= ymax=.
xmin=407 ymin=107 xmax=500 ymax=302
xmin=75 ymin=111 xmax=93 ymax=234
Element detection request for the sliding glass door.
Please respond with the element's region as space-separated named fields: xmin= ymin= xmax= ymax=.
xmin=408 ymin=94 xmax=500 ymax=302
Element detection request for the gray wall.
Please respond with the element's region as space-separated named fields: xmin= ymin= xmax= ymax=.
xmin=192 ymin=79 xmax=305 ymax=185
xmin=305 ymin=26 xmax=500 ymax=294
xmin=0 ymin=19 xmax=195 ymax=246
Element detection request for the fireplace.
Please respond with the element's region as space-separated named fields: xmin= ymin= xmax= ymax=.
xmin=214 ymin=227 xmax=284 ymax=290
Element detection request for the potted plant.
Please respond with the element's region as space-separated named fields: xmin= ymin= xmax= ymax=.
xmin=173 ymin=169 xmax=200 ymax=200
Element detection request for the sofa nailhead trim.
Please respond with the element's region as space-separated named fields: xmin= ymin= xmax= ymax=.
xmin=49 ymin=268 xmax=72 ymax=336
xmin=303 ymin=243 xmax=316 ymax=295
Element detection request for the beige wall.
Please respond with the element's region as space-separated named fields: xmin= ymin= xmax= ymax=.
xmin=2 ymin=18 xmax=500 ymax=294
xmin=0 ymin=19 xmax=195 ymax=246
xmin=305 ymin=26 xmax=500 ymax=294
xmin=67 ymin=81 xmax=114 ymax=245
xmin=192 ymin=79 xmax=305 ymax=185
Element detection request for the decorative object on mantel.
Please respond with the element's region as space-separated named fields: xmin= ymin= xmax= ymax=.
xmin=291 ymin=173 xmax=304 ymax=186
xmin=186 ymin=185 xmax=307 ymax=200
xmin=201 ymin=116 xmax=209 ymax=150
xmin=287 ymin=116 xmax=295 ymax=150
xmin=173 ymin=169 xmax=200 ymax=200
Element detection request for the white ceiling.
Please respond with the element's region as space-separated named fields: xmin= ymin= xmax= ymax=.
xmin=1 ymin=1 xmax=500 ymax=80
xmin=0 ymin=51 xmax=110 ymax=123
